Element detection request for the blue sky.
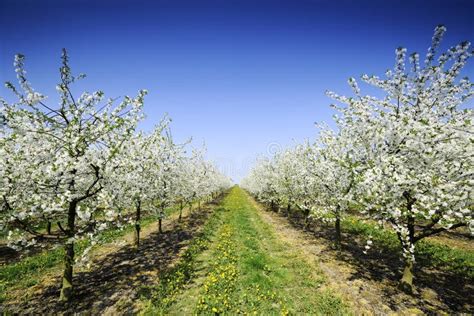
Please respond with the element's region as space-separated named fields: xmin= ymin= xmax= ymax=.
xmin=1 ymin=0 xmax=473 ymax=181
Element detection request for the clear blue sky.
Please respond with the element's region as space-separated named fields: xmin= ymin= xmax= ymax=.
xmin=1 ymin=0 xmax=473 ymax=181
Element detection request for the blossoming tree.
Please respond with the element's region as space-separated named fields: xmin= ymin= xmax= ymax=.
xmin=0 ymin=50 xmax=145 ymax=301
xmin=1 ymin=48 xmax=233 ymax=303
xmin=243 ymin=26 xmax=473 ymax=292
xmin=331 ymin=25 xmax=473 ymax=291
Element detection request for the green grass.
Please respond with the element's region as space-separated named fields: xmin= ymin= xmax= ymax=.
xmin=139 ymin=206 xmax=230 ymax=315
xmin=147 ymin=186 xmax=348 ymax=315
xmin=342 ymin=216 xmax=474 ymax=279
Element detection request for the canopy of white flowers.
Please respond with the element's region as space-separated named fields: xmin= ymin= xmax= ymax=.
xmin=241 ymin=26 xmax=473 ymax=287
xmin=0 ymin=49 xmax=232 ymax=251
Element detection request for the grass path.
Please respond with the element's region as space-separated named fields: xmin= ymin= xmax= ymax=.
xmin=148 ymin=186 xmax=348 ymax=315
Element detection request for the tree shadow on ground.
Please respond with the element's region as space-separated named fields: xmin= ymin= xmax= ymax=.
xmin=0 ymin=246 xmax=18 ymax=265
xmin=3 ymin=198 xmax=223 ymax=315
xmin=273 ymin=208 xmax=473 ymax=314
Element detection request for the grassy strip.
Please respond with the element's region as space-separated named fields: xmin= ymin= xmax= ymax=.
xmin=195 ymin=224 xmax=240 ymax=314
xmin=342 ymin=217 xmax=474 ymax=279
xmin=0 ymin=201 xmax=195 ymax=304
xmin=149 ymin=187 xmax=348 ymax=315
xmin=221 ymin=188 xmax=346 ymax=315
xmin=139 ymin=206 xmax=229 ymax=315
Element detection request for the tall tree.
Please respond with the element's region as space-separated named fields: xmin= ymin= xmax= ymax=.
xmin=0 ymin=50 xmax=145 ymax=301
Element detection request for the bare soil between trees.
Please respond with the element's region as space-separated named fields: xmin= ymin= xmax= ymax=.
xmin=252 ymin=200 xmax=473 ymax=315
xmin=1 ymin=198 xmax=223 ymax=315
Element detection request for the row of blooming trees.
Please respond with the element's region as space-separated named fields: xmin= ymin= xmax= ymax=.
xmin=242 ymin=26 xmax=473 ymax=292
xmin=0 ymin=50 xmax=232 ymax=301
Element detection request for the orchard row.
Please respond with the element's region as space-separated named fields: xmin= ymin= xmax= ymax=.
xmin=241 ymin=26 xmax=473 ymax=292
xmin=0 ymin=50 xmax=232 ymax=301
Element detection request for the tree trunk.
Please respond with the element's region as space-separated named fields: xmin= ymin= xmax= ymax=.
xmin=134 ymin=200 xmax=141 ymax=249
xmin=399 ymin=208 xmax=416 ymax=293
xmin=304 ymin=209 xmax=310 ymax=230
xmin=400 ymin=199 xmax=416 ymax=293
xmin=60 ymin=241 xmax=74 ymax=302
xmin=47 ymin=221 xmax=52 ymax=235
xmin=60 ymin=200 xmax=77 ymax=302
xmin=286 ymin=203 xmax=291 ymax=218
xmin=270 ymin=200 xmax=275 ymax=212
xmin=178 ymin=201 xmax=183 ymax=221
xmin=198 ymin=200 xmax=201 ymax=211
xmin=335 ymin=216 xmax=341 ymax=249
xmin=400 ymin=258 xmax=414 ymax=293
xmin=158 ymin=206 xmax=163 ymax=234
